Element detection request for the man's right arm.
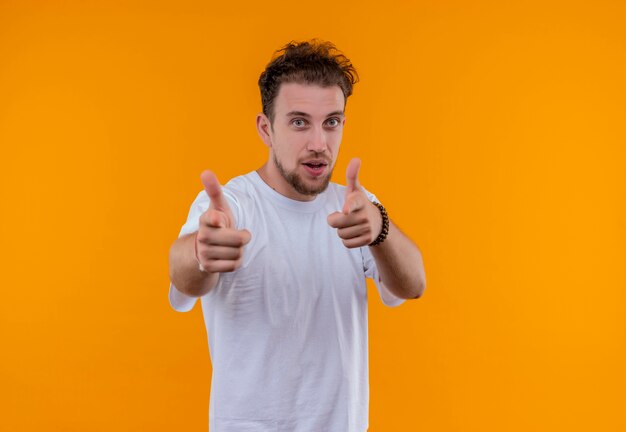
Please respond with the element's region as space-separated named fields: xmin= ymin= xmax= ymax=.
xmin=169 ymin=232 xmax=220 ymax=297
xmin=168 ymin=170 xmax=251 ymax=298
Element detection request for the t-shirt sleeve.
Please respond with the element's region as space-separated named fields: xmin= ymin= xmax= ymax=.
xmin=168 ymin=188 xmax=241 ymax=312
xmin=361 ymin=188 xmax=405 ymax=308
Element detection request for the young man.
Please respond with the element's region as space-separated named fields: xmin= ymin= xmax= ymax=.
xmin=169 ymin=40 xmax=426 ymax=432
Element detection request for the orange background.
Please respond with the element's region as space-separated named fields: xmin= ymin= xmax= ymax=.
xmin=1 ymin=1 xmax=625 ymax=431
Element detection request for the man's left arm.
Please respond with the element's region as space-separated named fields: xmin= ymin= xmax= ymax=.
xmin=327 ymin=158 xmax=426 ymax=300
xmin=368 ymin=219 xmax=426 ymax=299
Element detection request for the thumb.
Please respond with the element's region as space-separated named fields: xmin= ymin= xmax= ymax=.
xmin=346 ymin=158 xmax=361 ymax=193
xmin=342 ymin=191 xmax=364 ymax=215
xmin=201 ymin=170 xmax=231 ymax=213
xmin=343 ymin=158 xmax=362 ymax=213
xmin=207 ymin=208 xmax=229 ymax=228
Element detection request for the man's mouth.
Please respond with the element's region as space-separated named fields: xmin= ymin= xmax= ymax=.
xmin=303 ymin=162 xmax=327 ymax=169
xmin=301 ymin=160 xmax=329 ymax=177
xmin=302 ymin=158 xmax=329 ymax=168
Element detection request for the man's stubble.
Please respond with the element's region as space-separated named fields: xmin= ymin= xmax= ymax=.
xmin=273 ymin=152 xmax=333 ymax=197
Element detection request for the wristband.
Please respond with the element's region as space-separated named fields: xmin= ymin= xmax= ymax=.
xmin=368 ymin=202 xmax=389 ymax=247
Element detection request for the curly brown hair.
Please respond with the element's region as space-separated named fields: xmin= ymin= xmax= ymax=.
xmin=258 ymin=39 xmax=359 ymax=124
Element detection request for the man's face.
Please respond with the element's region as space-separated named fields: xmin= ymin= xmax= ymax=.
xmin=259 ymin=82 xmax=346 ymax=201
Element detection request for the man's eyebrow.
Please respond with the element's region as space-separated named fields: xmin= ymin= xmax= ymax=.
xmin=285 ymin=110 xmax=345 ymax=118
xmin=285 ymin=111 xmax=312 ymax=118
xmin=326 ymin=110 xmax=345 ymax=118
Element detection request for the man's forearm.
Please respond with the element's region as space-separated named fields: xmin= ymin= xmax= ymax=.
xmin=369 ymin=220 xmax=426 ymax=299
xmin=169 ymin=233 xmax=219 ymax=297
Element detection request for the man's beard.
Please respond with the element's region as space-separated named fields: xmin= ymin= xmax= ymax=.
xmin=274 ymin=153 xmax=333 ymax=197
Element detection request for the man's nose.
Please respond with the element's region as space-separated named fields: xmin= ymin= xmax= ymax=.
xmin=306 ymin=127 xmax=327 ymax=152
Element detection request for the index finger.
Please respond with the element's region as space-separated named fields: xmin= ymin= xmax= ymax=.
xmin=202 ymin=228 xmax=252 ymax=247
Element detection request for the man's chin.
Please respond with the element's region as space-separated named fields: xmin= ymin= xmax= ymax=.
xmin=297 ymin=176 xmax=331 ymax=196
xmin=291 ymin=171 xmax=332 ymax=196
xmin=274 ymin=154 xmax=334 ymax=197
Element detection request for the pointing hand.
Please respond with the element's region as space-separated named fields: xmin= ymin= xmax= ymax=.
xmin=327 ymin=158 xmax=383 ymax=248
xmin=195 ymin=170 xmax=251 ymax=273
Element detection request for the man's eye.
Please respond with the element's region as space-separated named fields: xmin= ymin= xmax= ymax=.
xmin=326 ymin=118 xmax=340 ymax=127
xmin=292 ymin=119 xmax=306 ymax=127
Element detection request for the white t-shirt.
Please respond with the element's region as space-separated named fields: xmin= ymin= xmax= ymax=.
xmin=169 ymin=171 xmax=404 ymax=432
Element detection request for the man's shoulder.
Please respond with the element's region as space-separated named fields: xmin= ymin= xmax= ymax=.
xmin=186 ymin=172 xmax=257 ymax=213
xmin=224 ymin=171 xmax=256 ymax=187
xmin=222 ymin=171 xmax=259 ymax=198
xmin=325 ymin=181 xmax=347 ymax=200
xmin=327 ymin=180 xmax=346 ymax=191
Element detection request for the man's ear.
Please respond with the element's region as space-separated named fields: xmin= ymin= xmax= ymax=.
xmin=256 ymin=113 xmax=272 ymax=148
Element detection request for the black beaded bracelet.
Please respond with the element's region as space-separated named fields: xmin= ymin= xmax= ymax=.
xmin=369 ymin=202 xmax=389 ymax=246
